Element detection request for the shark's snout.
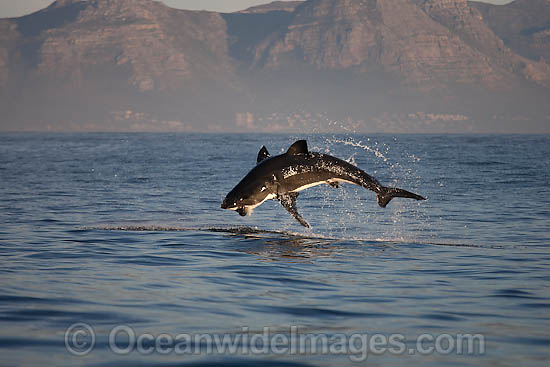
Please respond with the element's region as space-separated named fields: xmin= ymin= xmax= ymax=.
xmin=221 ymin=199 xmax=229 ymax=209
xmin=221 ymin=196 xmax=237 ymax=210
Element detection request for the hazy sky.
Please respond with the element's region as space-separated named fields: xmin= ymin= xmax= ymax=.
xmin=0 ymin=0 xmax=515 ymax=18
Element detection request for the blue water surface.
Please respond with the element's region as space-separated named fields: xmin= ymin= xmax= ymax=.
xmin=0 ymin=133 xmax=549 ymax=366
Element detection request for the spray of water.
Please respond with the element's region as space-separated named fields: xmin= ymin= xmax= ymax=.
xmin=303 ymin=133 xmax=430 ymax=243
xmin=225 ymin=114 xmax=432 ymax=243
xmin=325 ymin=137 xmax=390 ymax=162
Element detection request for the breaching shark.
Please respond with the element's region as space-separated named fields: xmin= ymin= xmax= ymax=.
xmin=221 ymin=140 xmax=426 ymax=228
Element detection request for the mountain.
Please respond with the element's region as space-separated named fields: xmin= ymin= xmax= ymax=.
xmin=249 ymin=0 xmax=550 ymax=86
xmin=0 ymin=0 xmax=244 ymax=131
xmin=470 ymin=0 xmax=550 ymax=63
xmin=1 ymin=0 xmax=549 ymax=132
xmin=240 ymin=1 xmax=304 ymax=13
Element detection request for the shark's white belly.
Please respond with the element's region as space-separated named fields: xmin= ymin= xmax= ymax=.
xmin=291 ymin=178 xmax=357 ymax=193
xmin=248 ymin=193 xmax=276 ymax=209
xmin=233 ymin=179 xmax=357 ymax=215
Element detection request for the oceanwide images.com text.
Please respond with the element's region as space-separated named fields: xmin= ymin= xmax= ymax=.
xmin=65 ymin=324 xmax=485 ymax=362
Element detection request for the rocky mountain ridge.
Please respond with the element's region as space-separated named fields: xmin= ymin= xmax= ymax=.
xmin=0 ymin=0 xmax=549 ymax=132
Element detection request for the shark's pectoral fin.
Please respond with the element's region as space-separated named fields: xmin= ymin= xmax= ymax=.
xmin=278 ymin=192 xmax=310 ymax=228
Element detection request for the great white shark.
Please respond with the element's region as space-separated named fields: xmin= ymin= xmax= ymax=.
xmin=221 ymin=140 xmax=426 ymax=228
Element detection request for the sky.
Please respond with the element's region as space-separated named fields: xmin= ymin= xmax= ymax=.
xmin=0 ymin=0 xmax=515 ymax=18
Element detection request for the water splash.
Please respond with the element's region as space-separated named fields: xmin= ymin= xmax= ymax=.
xmin=87 ymin=224 xmax=479 ymax=248
xmin=221 ymin=133 xmax=431 ymax=244
xmin=324 ymin=136 xmax=390 ymax=162
xmin=307 ymin=135 xmax=430 ymax=243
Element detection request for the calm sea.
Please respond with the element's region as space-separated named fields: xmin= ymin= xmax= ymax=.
xmin=0 ymin=133 xmax=549 ymax=366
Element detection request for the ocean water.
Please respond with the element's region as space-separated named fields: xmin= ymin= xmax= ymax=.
xmin=0 ymin=133 xmax=549 ymax=366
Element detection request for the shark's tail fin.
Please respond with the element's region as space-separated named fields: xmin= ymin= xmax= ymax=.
xmin=376 ymin=186 xmax=426 ymax=208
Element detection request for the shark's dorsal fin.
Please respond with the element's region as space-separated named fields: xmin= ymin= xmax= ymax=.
xmin=257 ymin=146 xmax=270 ymax=164
xmin=287 ymin=140 xmax=308 ymax=155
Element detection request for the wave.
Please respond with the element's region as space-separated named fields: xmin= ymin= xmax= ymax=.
xmin=85 ymin=224 xmax=483 ymax=248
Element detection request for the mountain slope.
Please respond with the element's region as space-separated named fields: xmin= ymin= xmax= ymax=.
xmin=240 ymin=1 xmax=303 ymax=13
xmin=251 ymin=0 xmax=550 ymax=88
xmin=471 ymin=0 xmax=550 ymax=62
xmin=3 ymin=0 xmax=240 ymax=91
xmin=417 ymin=0 xmax=550 ymax=87
xmin=0 ymin=0 xmax=247 ymax=130
xmin=0 ymin=0 xmax=549 ymax=132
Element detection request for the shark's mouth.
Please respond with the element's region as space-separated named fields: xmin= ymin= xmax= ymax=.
xmin=236 ymin=207 xmax=248 ymax=216
xmin=231 ymin=193 xmax=277 ymax=217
